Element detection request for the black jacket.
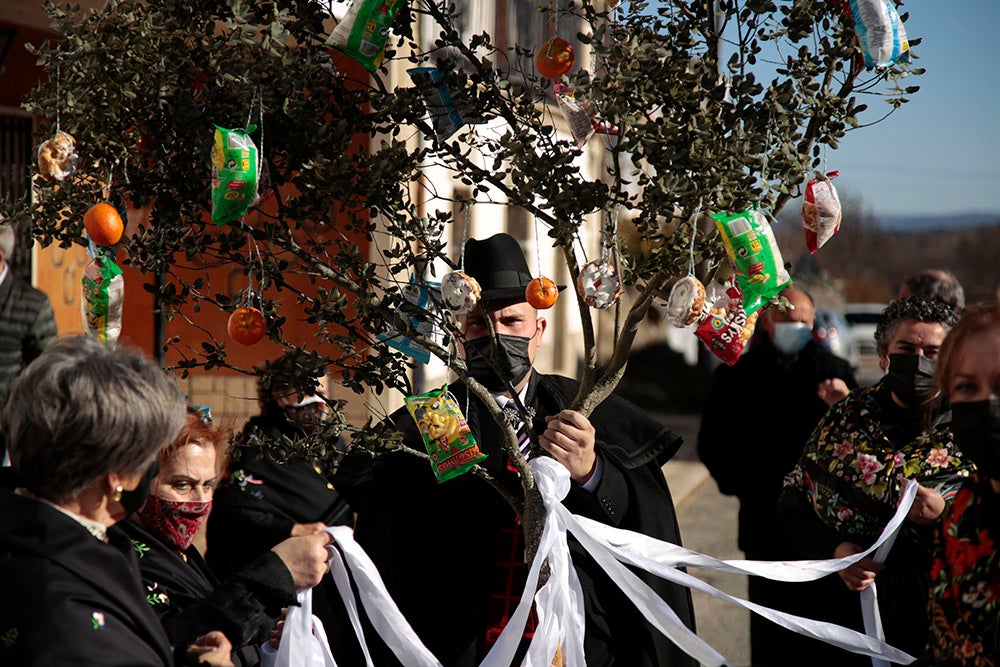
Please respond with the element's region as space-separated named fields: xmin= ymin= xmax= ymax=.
xmin=114 ymin=519 xmax=296 ymax=667
xmin=348 ymin=372 xmax=697 ymax=667
xmin=697 ymin=340 xmax=857 ymax=556
xmin=0 ymin=489 xmax=174 ymax=666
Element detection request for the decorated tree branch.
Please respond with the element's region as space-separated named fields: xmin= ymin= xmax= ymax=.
xmin=13 ymin=0 xmax=917 ymax=598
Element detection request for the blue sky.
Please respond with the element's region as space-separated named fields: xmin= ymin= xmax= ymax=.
xmin=830 ymin=2 xmax=1000 ymax=217
xmin=644 ymin=1 xmax=1000 ymax=218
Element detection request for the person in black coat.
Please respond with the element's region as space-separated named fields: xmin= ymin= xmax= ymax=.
xmin=206 ymin=356 xmax=358 ymax=661
xmin=348 ymin=233 xmax=697 ymax=666
xmin=116 ymin=409 xmax=332 ymax=666
xmin=0 ymin=336 xmax=233 ymax=667
xmin=697 ymin=287 xmax=857 ymax=665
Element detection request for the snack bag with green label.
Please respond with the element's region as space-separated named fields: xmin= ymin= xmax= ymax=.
xmin=713 ymin=209 xmax=791 ymax=314
xmin=210 ymin=125 xmax=258 ymax=225
xmin=405 ymin=386 xmax=486 ymax=483
xmin=325 ymin=0 xmax=405 ymax=72
xmin=81 ymin=255 xmax=124 ymax=343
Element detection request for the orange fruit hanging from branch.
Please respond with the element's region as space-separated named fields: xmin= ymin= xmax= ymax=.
xmin=536 ymin=38 xmax=574 ymax=79
xmin=83 ymin=202 xmax=124 ymax=246
xmin=526 ymin=277 xmax=559 ymax=309
xmin=228 ymin=306 xmax=267 ymax=345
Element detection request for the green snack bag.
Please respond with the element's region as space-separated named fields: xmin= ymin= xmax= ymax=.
xmin=324 ymin=0 xmax=405 ymax=72
xmin=210 ymin=125 xmax=258 ymax=225
xmin=81 ymin=255 xmax=124 ymax=343
xmin=405 ymin=385 xmax=487 ymax=483
xmin=713 ymin=208 xmax=791 ymax=314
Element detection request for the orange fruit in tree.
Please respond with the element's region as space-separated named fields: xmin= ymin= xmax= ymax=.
xmin=526 ymin=277 xmax=559 ymax=309
xmin=536 ymin=38 xmax=574 ymax=79
xmin=228 ymin=306 xmax=267 ymax=345
xmin=83 ymin=202 xmax=124 ymax=246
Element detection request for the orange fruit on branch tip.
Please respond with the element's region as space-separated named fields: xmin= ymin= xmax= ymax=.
xmin=228 ymin=306 xmax=267 ymax=345
xmin=526 ymin=277 xmax=559 ymax=309
xmin=536 ymin=38 xmax=574 ymax=79
xmin=83 ymin=202 xmax=124 ymax=246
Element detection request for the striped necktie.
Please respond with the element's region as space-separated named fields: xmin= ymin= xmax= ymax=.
xmin=501 ymin=401 xmax=534 ymax=464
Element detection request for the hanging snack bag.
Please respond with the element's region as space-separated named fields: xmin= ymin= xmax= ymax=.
xmin=713 ymin=209 xmax=791 ymax=315
xmin=211 ymin=125 xmax=258 ymax=226
xmin=81 ymin=255 xmax=124 ymax=343
xmin=325 ymin=0 xmax=405 ymax=73
xmin=409 ymin=66 xmax=472 ymax=142
xmin=554 ymin=82 xmax=596 ymax=148
xmin=378 ymin=275 xmax=440 ymax=364
xmin=695 ymin=283 xmax=759 ymax=366
xmin=405 ymin=386 xmax=487 ymax=483
xmin=845 ymin=0 xmax=909 ymax=69
xmin=803 ymin=171 xmax=843 ymax=254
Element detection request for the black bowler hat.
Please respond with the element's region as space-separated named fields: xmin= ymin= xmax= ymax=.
xmin=463 ymin=233 xmax=565 ymax=303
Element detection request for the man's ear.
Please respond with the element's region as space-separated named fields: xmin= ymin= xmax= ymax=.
xmin=535 ymin=316 xmax=547 ymax=347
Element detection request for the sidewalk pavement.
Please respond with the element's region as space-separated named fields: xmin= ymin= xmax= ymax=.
xmin=657 ymin=413 xmax=752 ymax=667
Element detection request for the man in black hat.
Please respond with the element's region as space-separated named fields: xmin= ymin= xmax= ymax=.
xmin=349 ymin=233 xmax=697 ymax=666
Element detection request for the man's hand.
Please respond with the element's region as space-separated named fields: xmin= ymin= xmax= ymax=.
xmin=539 ymin=410 xmax=597 ymax=485
xmin=186 ymin=631 xmax=234 ymax=666
xmin=834 ymin=541 xmax=884 ymax=592
xmin=290 ymin=521 xmax=327 ymax=537
xmin=271 ymin=531 xmax=333 ymax=589
xmin=907 ymin=483 xmax=946 ymax=526
xmin=817 ymin=378 xmax=850 ymax=406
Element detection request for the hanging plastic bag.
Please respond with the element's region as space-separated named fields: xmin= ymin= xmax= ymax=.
xmin=260 ymin=590 xmax=336 ymax=667
xmin=713 ymin=208 xmax=791 ymax=315
xmin=695 ymin=281 xmax=759 ymax=365
xmin=325 ymin=0 xmax=406 ymax=72
xmin=81 ymin=255 xmax=124 ymax=343
xmin=803 ymin=171 xmax=842 ymax=253
xmin=845 ymin=0 xmax=910 ymax=69
xmin=210 ymin=125 xmax=259 ymax=225
xmin=405 ymin=386 xmax=486 ymax=483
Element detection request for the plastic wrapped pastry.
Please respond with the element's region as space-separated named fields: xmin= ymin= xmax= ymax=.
xmin=665 ymin=276 xmax=708 ymax=327
xmin=441 ymin=271 xmax=482 ymax=315
xmin=577 ymin=260 xmax=622 ymax=310
xmin=37 ymin=131 xmax=79 ymax=182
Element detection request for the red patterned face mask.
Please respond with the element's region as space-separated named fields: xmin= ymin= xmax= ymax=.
xmin=138 ymin=495 xmax=212 ymax=552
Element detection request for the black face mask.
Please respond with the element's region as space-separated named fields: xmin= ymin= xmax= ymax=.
xmin=951 ymin=399 xmax=1000 ymax=480
xmin=120 ymin=459 xmax=160 ymax=515
xmin=463 ymin=333 xmax=533 ymax=393
xmin=885 ymin=353 xmax=937 ymax=407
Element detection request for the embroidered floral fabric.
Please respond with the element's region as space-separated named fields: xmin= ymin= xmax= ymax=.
xmin=927 ymin=479 xmax=1000 ymax=665
xmin=784 ymin=382 xmax=973 ymax=540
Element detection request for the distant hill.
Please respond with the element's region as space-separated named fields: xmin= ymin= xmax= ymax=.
xmin=875 ymin=211 xmax=1000 ymax=232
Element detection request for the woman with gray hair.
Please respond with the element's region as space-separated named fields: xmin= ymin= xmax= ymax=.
xmin=0 ymin=336 xmax=234 ymax=666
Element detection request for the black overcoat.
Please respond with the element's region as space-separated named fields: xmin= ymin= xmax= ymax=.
xmin=0 ymin=489 xmax=174 ymax=666
xmin=114 ymin=519 xmax=296 ymax=666
xmin=350 ymin=372 xmax=697 ymax=666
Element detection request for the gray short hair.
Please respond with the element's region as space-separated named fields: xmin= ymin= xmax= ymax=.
xmin=3 ymin=336 xmax=186 ymax=502
xmin=0 ymin=224 xmax=15 ymax=260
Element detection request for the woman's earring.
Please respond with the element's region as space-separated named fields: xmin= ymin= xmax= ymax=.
xmin=112 ymin=486 xmax=123 ymax=503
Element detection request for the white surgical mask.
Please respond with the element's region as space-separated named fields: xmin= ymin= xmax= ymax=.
xmin=771 ymin=321 xmax=812 ymax=356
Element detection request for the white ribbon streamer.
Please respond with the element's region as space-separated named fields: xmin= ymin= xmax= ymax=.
xmin=317 ymin=464 xmax=919 ymax=666
xmin=268 ymin=589 xmax=337 ymax=667
xmin=325 ymin=525 xmax=442 ymax=667
xmin=500 ymin=457 xmax=918 ymax=666
xmin=861 ymin=489 xmax=904 ymax=667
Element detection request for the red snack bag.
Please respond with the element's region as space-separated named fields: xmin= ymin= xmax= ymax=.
xmin=803 ymin=171 xmax=842 ymax=253
xmin=695 ymin=283 xmax=759 ymax=365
